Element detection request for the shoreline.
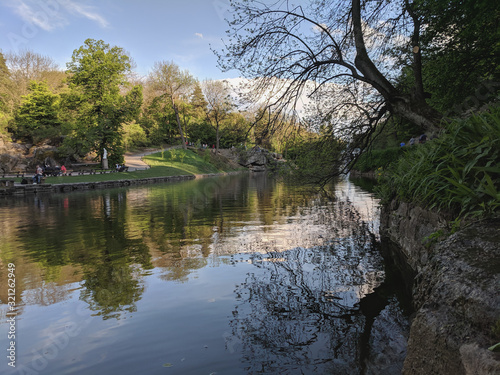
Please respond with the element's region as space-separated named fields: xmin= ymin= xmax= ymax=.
xmin=0 ymin=171 xmax=246 ymax=197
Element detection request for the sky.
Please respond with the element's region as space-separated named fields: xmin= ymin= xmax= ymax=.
xmin=0 ymin=0 xmax=240 ymax=80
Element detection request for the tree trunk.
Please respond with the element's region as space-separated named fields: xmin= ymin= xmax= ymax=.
xmin=351 ymin=0 xmax=442 ymax=133
xmin=216 ymin=122 xmax=220 ymax=154
xmin=390 ymin=98 xmax=442 ymax=134
xmin=172 ymin=99 xmax=187 ymax=149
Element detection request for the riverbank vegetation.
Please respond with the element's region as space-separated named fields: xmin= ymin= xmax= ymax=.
xmin=0 ymin=42 xmax=315 ymax=169
xmin=40 ymin=148 xmax=242 ymax=184
xmin=377 ymin=106 xmax=500 ymax=220
xmin=0 ymin=1 xmax=498 ymax=211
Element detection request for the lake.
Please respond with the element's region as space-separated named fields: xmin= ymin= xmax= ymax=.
xmin=0 ymin=173 xmax=411 ymax=375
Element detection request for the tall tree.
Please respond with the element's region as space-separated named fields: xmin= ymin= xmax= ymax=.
xmin=190 ymin=82 xmax=208 ymax=119
xmin=66 ymin=39 xmax=142 ymax=164
xmin=202 ymin=80 xmax=233 ymax=152
xmin=0 ymin=52 xmax=12 ymax=127
xmin=149 ymin=61 xmax=196 ymax=150
xmin=217 ymin=0 xmax=488 ymax=141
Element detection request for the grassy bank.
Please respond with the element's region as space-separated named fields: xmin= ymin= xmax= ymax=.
xmin=3 ymin=148 xmax=240 ymax=185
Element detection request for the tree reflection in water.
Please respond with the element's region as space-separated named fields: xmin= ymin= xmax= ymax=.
xmin=226 ymin=195 xmax=408 ymax=375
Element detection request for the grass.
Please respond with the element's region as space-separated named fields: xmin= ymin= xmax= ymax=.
xmin=2 ymin=148 xmax=236 ymax=185
xmin=378 ymin=105 xmax=500 ymax=219
xmin=143 ymin=148 xmax=221 ymax=175
xmin=45 ymin=167 xmax=191 ymax=184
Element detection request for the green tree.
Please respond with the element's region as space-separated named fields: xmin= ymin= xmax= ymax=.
xmin=0 ymin=52 xmax=12 ymax=133
xmin=190 ymin=82 xmax=208 ymax=119
xmin=65 ymin=39 xmax=143 ymax=165
xmin=202 ymin=79 xmax=233 ymax=152
xmin=416 ymin=0 xmax=500 ymax=112
xmin=13 ymin=80 xmax=62 ymax=143
xmin=220 ymin=111 xmax=250 ymax=148
xmin=149 ymin=61 xmax=196 ymax=150
xmin=139 ymin=95 xmax=178 ymax=145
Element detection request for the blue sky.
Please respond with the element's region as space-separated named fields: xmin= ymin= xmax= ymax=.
xmin=0 ymin=0 xmax=239 ymax=80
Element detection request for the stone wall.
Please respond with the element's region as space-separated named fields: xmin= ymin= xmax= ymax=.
xmin=0 ymin=175 xmax=196 ymax=197
xmin=380 ymin=200 xmax=500 ymax=374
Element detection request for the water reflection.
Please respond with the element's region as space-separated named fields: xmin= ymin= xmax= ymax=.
xmin=225 ymin=192 xmax=388 ymax=374
xmin=0 ymin=174 xmax=410 ymax=374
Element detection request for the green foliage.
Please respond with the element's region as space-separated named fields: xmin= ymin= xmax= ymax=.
xmin=139 ymin=95 xmax=177 ymax=145
xmin=122 ymin=121 xmax=148 ymax=150
xmin=0 ymin=52 xmax=12 ymax=121
xmin=415 ymin=0 xmax=500 ymax=112
xmin=65 ymin=39 xmax=143 ymax=165
xmin=379 ymin=106 xmax=500 ymax=219
xmin=286 ymin=136 xmax=345 ymax=184
xmin=12 ymin=80 xmax=62 ymax=143
xmin=354 ymin=147 xmax=406 ymax=173
xmin=186 ymin=121 xmax=216 ymax=145
xmin=219 ymin=112 xmax=249 ymax=148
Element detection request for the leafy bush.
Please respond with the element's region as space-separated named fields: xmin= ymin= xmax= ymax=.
xmin=378 ymin=106 xmax=500 ymax=219
xmin=123 ymin=121 xmax=148 ymax=150
xmin=286 ymin=136 xmax=345 ymax=184
xmin=354 ymin=147 xmax=406 ymax=172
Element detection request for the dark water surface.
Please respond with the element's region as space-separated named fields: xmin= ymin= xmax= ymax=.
xmin=0 ymin=174 xmax=410 ymax=375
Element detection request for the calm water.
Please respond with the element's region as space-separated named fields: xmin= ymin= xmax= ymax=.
xmin=0 ymin=173 xmax=411 ymax=375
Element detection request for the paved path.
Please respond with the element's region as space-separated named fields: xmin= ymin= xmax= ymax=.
xmin=123 ymin=145 xmax=181 ymax=171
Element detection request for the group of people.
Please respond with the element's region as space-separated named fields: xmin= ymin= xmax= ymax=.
xmin=115 ymin=164 xmax=127 ymax=172
xmin=31 ymin=164 xmax=68 ymax=184
xmin=400 ymin=134 xmax=428 ymax=147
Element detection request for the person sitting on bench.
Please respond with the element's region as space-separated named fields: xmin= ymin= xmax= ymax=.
xmin=116 ymin=164 xmax=127 ymax=172
xmin=32 ymin=165 xmax=43 ymax=184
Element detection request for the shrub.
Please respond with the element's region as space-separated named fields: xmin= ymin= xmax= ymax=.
xmin=378 ymin=106 xmax=500 ymax=219
xmin=354 ymin=147 xmax=406 ymax=172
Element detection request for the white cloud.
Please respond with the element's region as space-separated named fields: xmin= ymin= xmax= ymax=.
xmin=195 ymin=32 xmax=203 ymax=39
xmin=9 ymin=0 xmax=63 ymax=30
xmin=61 ymin=0 xmax=109 ymax=28
xmin=7 ymin=0 xmax=109 ymax=30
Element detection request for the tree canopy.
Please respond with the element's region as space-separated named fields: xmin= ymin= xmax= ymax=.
xmin=65 ymin=39 xmax=143 ymax=164
xmin=217 ymin=0 xmax=499 ymax=144
xmin=149 ymin=61 xmax=197 ymax=149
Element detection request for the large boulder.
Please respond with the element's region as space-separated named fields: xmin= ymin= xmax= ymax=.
xmin=381 ymin=202 xmax=500 ymax=374
xmin=0 ymin=154 xmax=20 ymax=173
xmin=246 ymin=151 xmax=267 ymax=166
xmin=239 ymin=147 xmax=279 ymax=172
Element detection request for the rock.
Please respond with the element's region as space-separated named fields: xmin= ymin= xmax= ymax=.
xmin=0 ymin=154 xmax=20 ymax=173
xmin=44 ymin=156 xmax=58 ymax=167
xmin=246 ymin=152 xmax=267 ymax=166
xmin=32 ymin=144 xmax=58 ymax=160
xmin=381 ymin=202 xmax=500 ymax=374
xmin=238 ymin=147 xmax=280 ymax=172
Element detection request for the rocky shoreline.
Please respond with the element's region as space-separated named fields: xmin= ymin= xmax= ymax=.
xmin=380 ymin=200 xmax=500 ymax=374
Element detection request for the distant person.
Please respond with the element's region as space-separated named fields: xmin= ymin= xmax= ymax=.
xmin=60 ymin=165 xmax=67 ymax=175
xmin=32 ymin=165 xmax=43 ymax=184
xmin=116 ymin=164 xmax=126 ymax=172
xmin=419 ymin=134 xmax=427 ymax=144
xmin=409 ymin=137 xmax=416 ymax=146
